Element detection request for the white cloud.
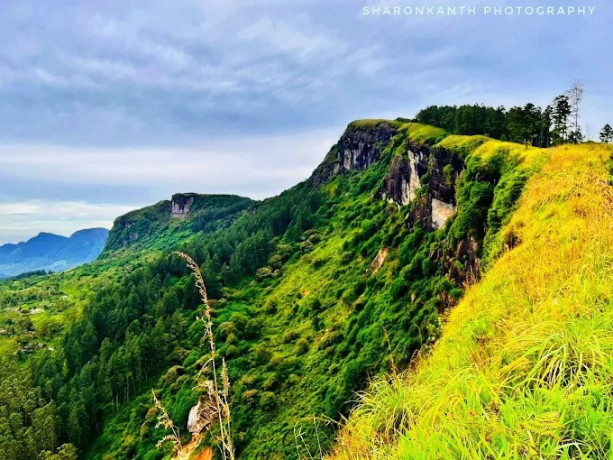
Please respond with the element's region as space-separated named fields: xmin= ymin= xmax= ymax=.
xmin=0 ymin=200 xmax=133 ymax=244
xmin=0 ymin=128 xmax=339 ymax=243
xmin=0 ymin=128 xmax=337 ymax=194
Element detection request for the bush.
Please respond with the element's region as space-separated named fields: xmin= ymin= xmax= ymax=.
xmin=242 ymin=389 xmax=259 ymax=405
xmin=254 ymin=345 xmax=272 ymax=364
xmin=295 ymin=338 xmax=309 ymax=355
xmin=341 ymin=360 xmax=366 ymax=388
xmin=260 ymin=392 xmax=277 ymax=410
xmin=256 ymin=267 xmax=273 ymax=280
xmin=282 ymin=330 xmax=300 ymax=343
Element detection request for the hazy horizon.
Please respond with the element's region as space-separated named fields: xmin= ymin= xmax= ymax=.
xmin=1 ymin=0 xmax=611 ymax=243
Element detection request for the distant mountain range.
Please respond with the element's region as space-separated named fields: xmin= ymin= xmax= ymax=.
xmin=0 ymin=228 xmax=109 ymax=278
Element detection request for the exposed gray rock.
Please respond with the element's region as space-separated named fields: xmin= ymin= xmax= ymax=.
xmin=384 ymin=156 xmax=412 ymax=206
xmin=171 ymin=194 xmax=195 ymax=218
xmin=311 ymin=121 xmax=398 ymax=183
xmin=187 ymin=397 xmax=218 ymax=434
xmin=383 ymin=148 xmax=427 ymax=206
xmin=431 ymin=198 xmax=457 ymax=229
xmin=407 ymin=150 xmax=423 ymax=202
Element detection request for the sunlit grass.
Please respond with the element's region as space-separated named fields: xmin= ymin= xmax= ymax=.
xmin=400 ymin=123 xmax=447 ymax=145
xmin=328 ymin=142 xmax=613 ymax=459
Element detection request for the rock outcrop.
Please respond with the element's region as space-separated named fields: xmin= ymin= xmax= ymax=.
xmin=431 ymin=199 xmax=456 ymax=229
xmin=371 ymin=247 xmax=388 ymax=273
xmin=383 ymin=144 xmax=429 ymax=207
xmin=171 ymin=193 xmax=196 ymax=218
xmin=337 ymin=122 xmax=397 ymax=172
xmin=384 ymin=143 xmax=462 ymax=230
xmin=187 ymin=396 xmax=218 ymax=434
xmin=311 ymin=120 xmax=398 ymax=183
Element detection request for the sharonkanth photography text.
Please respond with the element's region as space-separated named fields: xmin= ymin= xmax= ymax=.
xmin=362 ymin=5 xmax=597 ymax=16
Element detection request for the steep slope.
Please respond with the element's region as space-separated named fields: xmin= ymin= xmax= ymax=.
xmin=329 ymin=143 xmax=613 ymax=458
xmin=2 ymin=120 xmax=604 ymax=460
xmin=103 ymin=194 xmax=254 ymax=254
xmin=0 ymin=228 xmax=109 ymax=277
xmin=72 ymin=122 xmax=549 ymax=459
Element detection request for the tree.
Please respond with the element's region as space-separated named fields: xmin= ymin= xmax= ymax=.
xmin=600 ymin=124 xmax=613 ymax=143
xmin=551 ymin=95 xmax=571 ymax=144
xmin=566 ymin=79 xmax=584 ymax=143
xmin=507 ymin=104 xmax=549 ymax=147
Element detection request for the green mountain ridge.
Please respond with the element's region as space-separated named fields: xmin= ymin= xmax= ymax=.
xmin=102 ymin=194 xmax=254 ymax=255
xmin=0 ymin=119 xmax=603 ymax=460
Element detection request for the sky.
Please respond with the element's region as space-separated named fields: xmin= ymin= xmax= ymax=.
xmin=0 ymin=0 xmax=611 ymax=244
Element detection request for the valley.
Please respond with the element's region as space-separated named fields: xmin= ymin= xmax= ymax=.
xmin=0 ymin=120 xmax=611 ymax=460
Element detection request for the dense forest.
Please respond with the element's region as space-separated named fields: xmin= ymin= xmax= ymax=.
xmin=0 ymin=110 xmax=611 ymax=459
xmin=414 ymin=81 xmax=597 ymax=147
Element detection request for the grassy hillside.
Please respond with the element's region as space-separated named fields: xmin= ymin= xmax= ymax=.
xmin=78 ymin=124 xmax=553 ymax=459
xmin=328 ymin=143 xmax=613 ymax=458
xmin=1 ymin=120 xmax=609 ymax=460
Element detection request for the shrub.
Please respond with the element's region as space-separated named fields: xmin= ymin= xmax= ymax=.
xmin=256 ymin=267 xmax=273 ymax=280
xmin=282 ymin=330 xmax=300 ymax=343
xmin=242 ymin=389 xmax=259 ymax=405
xmin=260 ymin=392 xmax=277 ymax=410
xmin=254 ymin=345 xmax=272 ymax=364
xmin=295 ymin=338 xmax=309 ymax=355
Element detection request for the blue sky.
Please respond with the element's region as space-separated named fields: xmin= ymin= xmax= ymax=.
xmin=0 ymin=0 xmax=611 ymax=243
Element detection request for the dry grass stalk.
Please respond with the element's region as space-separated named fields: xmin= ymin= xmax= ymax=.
xmin=152 ymin=390 xmax=183 ymax=454
xmin=175 ymin=252 xmax=235 ymax=460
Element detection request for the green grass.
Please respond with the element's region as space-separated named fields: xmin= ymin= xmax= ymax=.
xmin=400 ymin=123 xmax=448 ymax=145
xmin=2 ymin=120 xmax=603 ymax=460
xmin=348 ymin=119 xmax=402 ymax=130
xmin=328 ymin=143 xmax=613 ymax=459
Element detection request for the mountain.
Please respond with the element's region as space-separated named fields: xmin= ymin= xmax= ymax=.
xmin=328 ymin=143 xmax=613 ymax=459
xmin=0 ymin=120 xmax=611 ymax=460
xmin=102 ymin=193 xmax=254 ymax=254
xmin=0 ymin=227 xmax=109 ymax=277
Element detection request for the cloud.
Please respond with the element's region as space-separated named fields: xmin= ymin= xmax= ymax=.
xmin=0 ymin=0 xmax=611 ymax=239
xmin=0 ymin=128 xmax=338 ymax=243
xmin=0 ymin=128 xmax=337 ymax=197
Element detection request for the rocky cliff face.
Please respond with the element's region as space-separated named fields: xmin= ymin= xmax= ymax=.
xmin=310 ymin=121 xmax=482 ymax=290
xmin=383 ymin=144 xmax=429 ymax=207
xmin=312 ymin=120 xmax=462 ymax=231
xmin=337 ymin=122 xmax=397 ymax=172
xmin=171 ymin=193 xmax=196 ymax=218
xmin=311 ymin=120 xmax=398 ymax=183
xmin=384 ymin=143 xmax=463 ymax=230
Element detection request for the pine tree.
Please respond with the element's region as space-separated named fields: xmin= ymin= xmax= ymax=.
xmin=600 ymin=124 xmax=613 ymax=143
xmin=551 ymin=95 xmax=571 ymax=145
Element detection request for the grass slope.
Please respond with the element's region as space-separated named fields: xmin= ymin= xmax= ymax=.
xmin=328 ymin=143 xmax=613 ymax=459
xmin=4 ymin=121 xmax=605 ymax=460
xmin=86 ymin=125 xmax=552 ymax=459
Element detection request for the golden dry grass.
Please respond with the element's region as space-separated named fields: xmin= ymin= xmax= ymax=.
xmin=327 ymin=143 xmax=613 ymax=459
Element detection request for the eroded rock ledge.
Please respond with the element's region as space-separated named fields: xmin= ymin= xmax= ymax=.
xmin=383 ymin=142 xmax=463 ymax=230
xmin=171 ymin=193 xmax=196 ymax=218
